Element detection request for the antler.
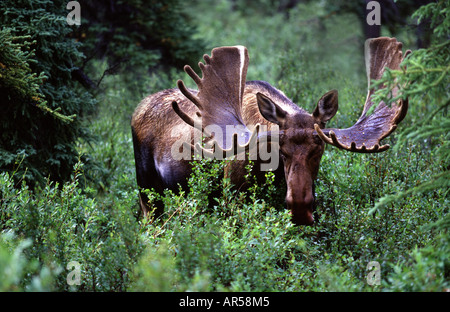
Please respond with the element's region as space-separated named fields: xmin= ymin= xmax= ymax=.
xmin=174 ymin=45 xmax=260 ymax=158
xmin=314 ymin=37 xmax=411 ymax=153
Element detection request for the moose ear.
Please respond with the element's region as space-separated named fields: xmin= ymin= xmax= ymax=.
xmin=313 ymin=89 xmax=338 ymax=125
xmin=256 ymin=92 xmax=287 ymax=125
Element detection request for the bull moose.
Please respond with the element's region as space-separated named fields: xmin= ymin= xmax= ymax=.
xmin=131 ymin=37 xmax=410 ymax=225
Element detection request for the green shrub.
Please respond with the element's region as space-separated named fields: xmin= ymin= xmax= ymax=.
xmin=0 ymin=233 xmax=56 ymax=291
xmin=384 ymin=216 xmax=450 ymax=292
xmin=0 ymin=161 xmax=142 ymax=291
xmin=134 ymin=159 xmax=296 ymax=291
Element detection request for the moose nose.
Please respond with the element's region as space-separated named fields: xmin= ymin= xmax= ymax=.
xmin=286 ymin=195 xmax=315 ymax=226
xmin=292 ymin=209 xmax=314 ymax=225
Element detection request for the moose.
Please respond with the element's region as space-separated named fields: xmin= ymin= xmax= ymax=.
xmin=131 ymin=37 xmax=410 ymax=225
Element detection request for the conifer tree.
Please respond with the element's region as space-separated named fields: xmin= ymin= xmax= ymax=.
xmin=371 ymin=0 xmax=449 ymax=211
xmin=0 ymin=0 xmax=97 ymax=185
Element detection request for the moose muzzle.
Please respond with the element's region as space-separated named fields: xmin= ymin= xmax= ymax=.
xmin=286 ymin=193 xmax=315 ymax=225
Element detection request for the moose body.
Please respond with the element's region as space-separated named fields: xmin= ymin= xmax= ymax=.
xmin=132 ymin=38 xmax=410 ymax=225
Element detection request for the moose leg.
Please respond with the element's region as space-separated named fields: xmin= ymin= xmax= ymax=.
xmin=132 ymin=128 xmax=165 ymax=219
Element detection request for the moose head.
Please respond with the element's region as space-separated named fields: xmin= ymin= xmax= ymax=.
xmin=131 ymin=37 xmax=410 ymax=225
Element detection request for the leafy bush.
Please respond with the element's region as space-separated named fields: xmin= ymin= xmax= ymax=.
xmin=384 ymin=216 xmax=450 ymax=292
xmin=0 ymin=161 xmax=142 ymax=291
xmin=0 ymin=233 xmax=55 ymax=291
xmin=132 ymin=159 xmax=298 ymax=291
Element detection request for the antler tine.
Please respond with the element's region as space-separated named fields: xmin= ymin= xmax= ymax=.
xmin=171 ymin=101 xmax=196 ymax=129
xmin=185 ymin=65 xmax=202 ymax=85
xmin=172 ymin=101 xmax=211 ymax=137
xmin=314 ymin=125 xmax=333 ymax=145
xmin=203 ymin=54 xmax=211 ymax=64
xmin=196 ymin=124 xmax=262 ymax=160
xmin=315 ymin=37 xmax=410 ymax=153
xmin=177 ymin=79 xmax=203 ymax=110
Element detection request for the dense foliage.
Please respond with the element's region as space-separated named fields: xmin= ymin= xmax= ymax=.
xmin=0 ymin=0 xmax=97 ymax=185
xmin=75 ymin=0 xmax=205 ymax=71
xmin=0 ymin=0 xmax=448 ymax=292
xmin=0 ymin=0 xmax=99 ymax=185
xmin=371 ymin=1 xmax=449 ymax=212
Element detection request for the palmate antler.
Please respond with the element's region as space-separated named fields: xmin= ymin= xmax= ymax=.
xmin=172 ymin=45 xmax=262 ymax=158
xmin=314 ymin=37 xmax=411 ymax=153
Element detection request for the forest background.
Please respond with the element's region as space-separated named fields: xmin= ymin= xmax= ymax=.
xmin=0 ymin=0 xmax=448 ymax=292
